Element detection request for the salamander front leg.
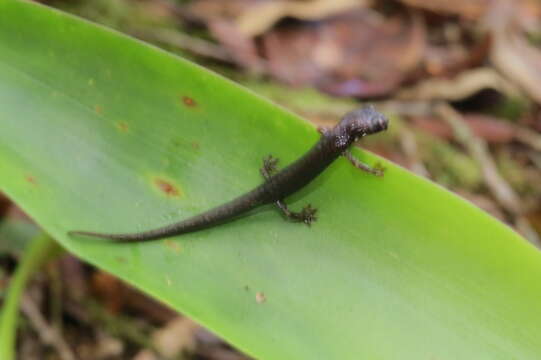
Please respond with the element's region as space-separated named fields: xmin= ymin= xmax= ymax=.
xmin=260 ymin=155 xmax=318 ymax=226
xmin=260 ymin=155 xmax=279 ymax=179
xmin=343 ymin=150 xmax=385 ymax=176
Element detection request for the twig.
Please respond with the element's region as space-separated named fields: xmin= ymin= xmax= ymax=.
xmin=435 ymin=103 xmax=521 ymax=212
xmin=435 ymin=102 xmax=540 ymax=244
xmin=152 ymin=0 xmax=202 ymax=25
xmin=85 ymin=300 xmax=157 ymax=352
xmin=527 ymin=151 xmax=541 ymax=170
xmin=20 ymin=294 xmax=76 ymax=360
xmin=515 ymin=127 xmax=541 ymax=152
xmin=399 ymin=127 xmax=430 ymax=177
xmin=397 ymin=68 xmax=521 ymax=102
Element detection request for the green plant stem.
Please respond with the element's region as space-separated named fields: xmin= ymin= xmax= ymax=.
xmin=0 ymin=234 xmax=63 ymax=360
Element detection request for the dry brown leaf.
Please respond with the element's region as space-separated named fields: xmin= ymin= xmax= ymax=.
xmin=462 ymin=114 xmax=516 ymax=143
xmin=399 ymin=0 xmax=540 ymax=20
xmin=526 ymin=208 xmax=541 ymax=237
xmin=422 ymin=30 xmax=491 ymax=77
xmin=263 ymin=10 xmax=425 ymax=95
xmin=208 ymin=20 xmax=263 ymax=71
xmin=411 ymin=113 xmax=515 ymax=143
xmin=263 ymin=25 xmax=323 ymax=86
xmin=399 ymin=0 xmax=492 ymax=18
xmin=487 ymin=1 xmax=541 ymax=104
xmin=186 ymin=0 xmax=257 ymax=22
xmin=397 ymin=68 xmax=520 ymax=101
xmin=132 ymin=349 xmax=158 ymax=360
xmin=91 ymin=271 xmax=178 ymax=322
xmin=91 ymin=272 xmax=126 ymax=313
xmin=0 ymin=192 xmax=11 ymax=217
xmin=152 ymin=317 xmax=199 ymax=358
xmin=235 ymin=0 xmax=369 ymax=37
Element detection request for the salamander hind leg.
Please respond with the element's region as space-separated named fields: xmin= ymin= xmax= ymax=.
xmin=260 ymin=155 xmax=317 ymax=226
xmin=276 ymin=200 xmax=317 ymax=226
xmin=343 ymin=150 xmax=385 ymax=177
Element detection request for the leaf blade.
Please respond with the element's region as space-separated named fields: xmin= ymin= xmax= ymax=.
xmin=1 ymin=1 xmax=540 ymax=359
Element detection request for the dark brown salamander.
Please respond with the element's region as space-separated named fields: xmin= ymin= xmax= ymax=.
xmin=68 ymin=106 xmax=388 ymax=242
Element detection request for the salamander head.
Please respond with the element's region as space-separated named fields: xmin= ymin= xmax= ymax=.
xmin=338 ymin=105 xmax=388 ymax=141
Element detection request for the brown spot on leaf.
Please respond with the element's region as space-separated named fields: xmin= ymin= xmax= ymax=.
xmin=181 ymin=96 xmax=197 ymax=107
xmin=25 ymin=175 xmax=37 ymax=185
xmin=164 ymin=239 xmax=182 ymax=254
xmin=255 ymin=292 xmax=266 ymax=304
xmin=191 ymin=142 xmax=200 ymax=150
xmin=115 ymin=121 xmax=129 ymax=132
xmin=153 ymin=178 xmax=181 ymax=197
xmin=115 ymin=256 xmax=127 ymax=263
xmin=94 ymin=105 xmax=103 ymax=115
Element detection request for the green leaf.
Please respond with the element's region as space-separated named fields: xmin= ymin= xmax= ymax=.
xmin=1 ymin=1 xmax=541 ymax=359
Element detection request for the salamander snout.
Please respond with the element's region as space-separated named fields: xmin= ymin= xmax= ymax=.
xmin=341 ymin=105 xmax=389 ymax=138
xmin=365 ymin=109 xmax=388 ymax=134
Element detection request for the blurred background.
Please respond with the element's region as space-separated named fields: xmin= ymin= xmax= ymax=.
xmin=2 ymin=0 xmax=541 ymax=358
